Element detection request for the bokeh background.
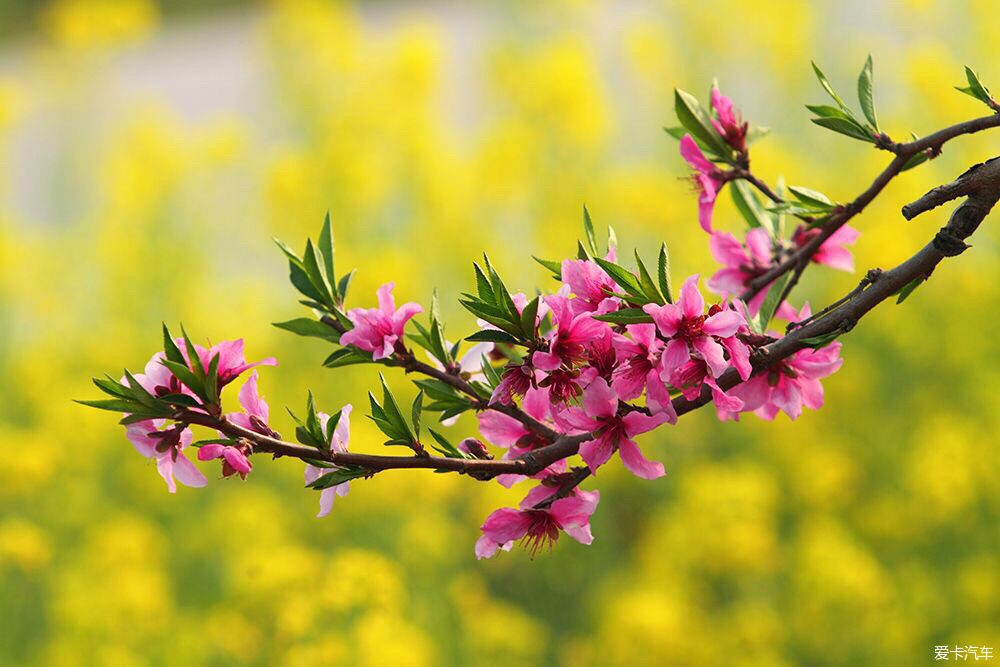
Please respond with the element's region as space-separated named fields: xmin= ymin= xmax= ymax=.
xmin=1 ymin=1 xmax=999 ymax=665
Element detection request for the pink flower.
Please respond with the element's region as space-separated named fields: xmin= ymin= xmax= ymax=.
xmin=707 ymin=228 xmax=777 ymax=315
xmin=726 ymin=304 xmax=843 ymax=420
xmin=709 ymin=87 xmax=748 ymax=153
xmin=667 ymin=359 xmax=744 ymax=418
xmin=680 ymin=135 xmax=727 ymax=232
xmin=643 ymin=275 xmax=749 ymax=379
xmin=490 ymin=362 xmax=535 ymax=405
xmin=198 ymin=442 xmax=253 ymax=479
xmin=125 ymin=420 xmax=207 ymax=493
xmin=303 ymin=406 xmax=353 ymax=517
xmin=339 ymin=282 xmax=423 ymax=360
xmin=132 ymin=339 xmax=276 ymax=398
xmin=792 ymin=224 xmax=860 ymax=272
xmin=476 ymin=489 xmax=600 ymax=559
xmin=531 ymin=295 xmax=610 ymax=372
xmin=478 ymin=386 xmax=568 ymax=488
xmin=560 ymin=378 xmax=670 ymax=479
xmin=561 ymin=258 xmax=619 ymax=315
xmin=611 ymin=324 xmax=678 ymax=421
xmin=226 ymin=370 xmax=273 ymax=436
xmin=201 ymin=339 xmax=278 ymax=388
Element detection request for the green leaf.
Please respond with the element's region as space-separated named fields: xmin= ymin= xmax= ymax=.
xmin=674 ymin=88 xmax=730 ymax=159
xmin=159 ymin=359 xmax=206 ymax=400
xmin=532 ymin=256 xmax=562 ymax=280
xmin=788 ymin=186 xmax=834 ymax=208
xmin=895 ymin=276 xmax=924 ymax=304
xmin=657 ymin=243 xmax=673 ymax=304
xmin=799 ymin=331 xmax=842 ymax=349
xmin=592 ymin=308 xmax=654 ymax=324
xmin=204 ymin=353 xmax=220 ymax=403
xmin=730 ymin=180 xmax=774 ymax=233
xmin=519 ymin=296 xmax=540 ymax=339
xmin=466 ymin=329 xmax=520 ymax=345
xmin=810 ymin=116 xmax=875 ymax=143
xmin=317 ymin=212 xmax=336 ymax=291
xmin=479 ymin=356 xmax=501 ymax=389
xmin=307 ymin=466 xmax=368 ymax=489
xmin=411 ymin=390 xmax=423 ymax=440
xmin=811 ymin=61 xmax=849 ymax=111
xmin=322 ymin=347 xmax=373 ymax=368
xmin=473 ymin=263 xmax=494 ymax=303
xmin=634 ymin=250 xmax=664 ymax=305
xmin=93 ymin=376 xmax=133 ymax=399
xmin=857 ymin=54 xmax=878 ymax=130
xmin=76 ymin=398 xmax=145 ymax=413
xmin=427 ymin=428 xmax=465 ymax=458
xmin=273 ymin=318 xmax=341 ymax=342
xmin=954 ymin=66 xmax=993 ymax=106
xmin=805 ymin=104 xmax=857 ymax=123
xmin=593 ymin=257 xmax=643 ymax=299
xmin=162 ymin=324 xmax=185 ymax=366
xmin=756 ymin=272 xmax=791 ymax=332
xmin=324 ymin=409 xmax=343 ymax=448
xmin=582 ymin=205 xmax=599 ymax=256
xmin=179 ymin=325 xmax=205 ymax=381
xmin=302 ymin=239 xmax=334 ymax=307
xmin=336 ymin=269 xmax=356 ymax=304
xmin=379 ymin=374 xmax=413 ymax=442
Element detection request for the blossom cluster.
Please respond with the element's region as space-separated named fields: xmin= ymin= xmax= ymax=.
xmin=85 ymin=84 xmax=858 ymax=560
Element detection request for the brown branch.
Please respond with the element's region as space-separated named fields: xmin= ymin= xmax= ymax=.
xmin=190 ymin=156 xmax=999 ymax=490
xmin=740 ymin=113 xmax=1000 ymax=305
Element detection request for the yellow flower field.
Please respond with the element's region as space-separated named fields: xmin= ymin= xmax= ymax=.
xmin=0 ymin=1 xmax=998 ymax=664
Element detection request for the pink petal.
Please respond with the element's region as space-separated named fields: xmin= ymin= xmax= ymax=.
xmin=531 ymin=350 xmax=562 ymax=372
xmin=376 ymin=282 xmax=396 ymax=316
xmin=644 ymin=370 xmax=678 ymax=423
xmin=171 ymin=452 xmax=208 ymax=488
xmin=709 ymin=232 xmax=749 ymax=267
xmin=622 ymin=410 xmax=671 ymax=436
xmin=703 ymin=310 xmax=742 ymax=337
xmin=679 ymin=134 xmax=714 ymax=173
xmin=580 ymin=434 xmax=615 ymax=473
xmin=745 ymin=227 xmax=773 ymax=264
xmin=661 ymin=338 xmax=691 ymax=374
xmin=583 ymin=377 xmax=618 ymax=419
xmin=481 ymin=508 xmax=533 ymax=544
xmin=618 ymin=438 xmax=665 ymax=480
xmin=678 ymin=275 xmax=704 ymax=319
xmin=198 ymin=444 xmax=225 ymax=461
xmin=642 ymin=302 xmax=682 ymax=337
xmin=477 ymin=410 xmax=528 ymax=448
xmin=692 ymin=336 xmax=729 ymax=377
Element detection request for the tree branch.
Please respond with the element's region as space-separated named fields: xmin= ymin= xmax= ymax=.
xmin=740 ymin=113 xmax=1000 ymax=304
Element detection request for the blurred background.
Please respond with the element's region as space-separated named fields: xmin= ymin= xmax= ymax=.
xmin=1 ymin=0 xmax=999 ymax=665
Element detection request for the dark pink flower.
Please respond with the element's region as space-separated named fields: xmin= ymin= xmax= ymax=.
xmin=791 ymin=224 xmax=861 ymax=272
xmin=339 ymin=282 xmax=423 ymax=360
xmin=532 ymin=295 xmax=610 ymax=371
xmin=490 ymin=362 xmax=535 ymax=405
xmin=198 ymin=442 xmax=252 ymax=479
xmin=667 ymin=358 xmax=744 ymax=418
xmin=680 ymin=135 xmax=727 ymax=232
xmin=561 ymin=258 xmax=619 ymax=315
xmin=478 ymin=386 xmax=568 ymax=488
xmin=707 ymin=228 xmax=776 ymax=315
xmin=643 ymin=275 xmax=749 ymax=379
xmin=709 ymin=87 xmax=748 ymax=153
xmin=611 ymin=324 xmax=678 ymax=422
xmin=560 ymin=378 xmax=670 ymax=479
xmin=126 ymin=420 xmax=207 ymax=493
xmin=724 ymin=304 xmax=843 ymax=420
xmin=475 ymin=489 xmax=600 ymax=559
